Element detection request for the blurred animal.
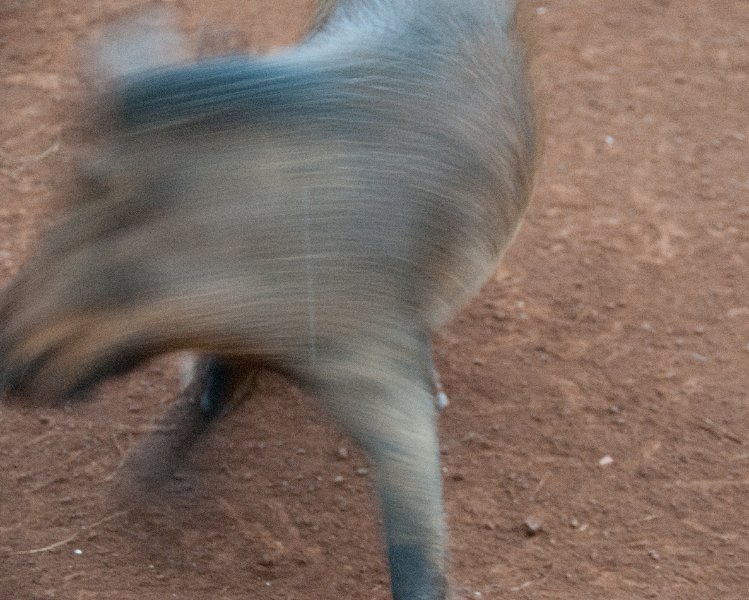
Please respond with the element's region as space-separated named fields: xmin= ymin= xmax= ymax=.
xmin=0 ymin=1 xmax=537 ymax=598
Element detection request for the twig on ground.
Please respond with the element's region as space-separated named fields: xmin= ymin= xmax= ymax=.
xmin=10 ymin=510 xmax=128 ymax=555
xmin=529 ymin=471 xmax=550 ymax=502
xmin=698 ymin=417 xmax=743 ymax=445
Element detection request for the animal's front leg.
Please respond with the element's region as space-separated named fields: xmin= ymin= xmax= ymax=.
xmin=311 ymin=337 xmax=448 ymax=600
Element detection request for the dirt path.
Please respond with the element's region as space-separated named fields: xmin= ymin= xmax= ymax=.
xmin=1 ymin=1 xmax=747 ymax=598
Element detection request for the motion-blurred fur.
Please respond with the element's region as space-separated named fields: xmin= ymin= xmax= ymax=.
xmin=0 ymin=2 xmax=537 ymax=598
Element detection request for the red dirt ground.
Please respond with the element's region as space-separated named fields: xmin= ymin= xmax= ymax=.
xmin=1 ymin=1 xmax=747 ymax=598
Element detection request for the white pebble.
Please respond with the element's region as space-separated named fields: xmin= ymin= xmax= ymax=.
xmin=599 ymin=455 xmax=614 ymax=466
xmin=605 ymin=135 xmax=615 ymax=145
xmin=73 ymin=548 xmax=83 ymax=555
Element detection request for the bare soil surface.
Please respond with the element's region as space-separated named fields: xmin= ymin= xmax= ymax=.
xmin=1 ymin=1 xmax=747 ymax=598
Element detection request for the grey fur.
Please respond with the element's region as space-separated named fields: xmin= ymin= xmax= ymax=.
xmin=0 ymin=2 xmax=537 ymax=599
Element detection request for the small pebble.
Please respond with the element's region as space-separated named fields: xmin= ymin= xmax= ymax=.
xmin=599 ymin=455 xmax=614 ymax=466
xmin=333 ymin=475 xmax=344 ymax=485
xmin=523 ymin=517 xmax=543 ymax=536
xmin=336 ymin=447 xmax=349 ymax=460
xmin=258 ymin=554 xmax=275 ymax=567
xmin=73 ymin=549 xmax=83 ymax=555
xmin=648 ymin=549 xmax=660 ymax=561
xmin=355 ymin=467 xmax=370 ymax=476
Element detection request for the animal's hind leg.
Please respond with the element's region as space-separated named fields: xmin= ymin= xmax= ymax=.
xmin=118 ymin=356 xmax=258 ymax=495
xmin=310 ymin=334 xmax=448 ymax=600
